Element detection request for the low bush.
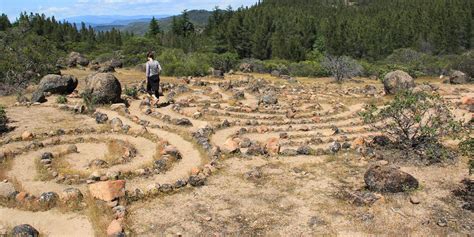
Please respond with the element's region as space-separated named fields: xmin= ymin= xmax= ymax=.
xmin=124 ymin=86 xmax=138 ymax=98
xmin=0 ymin=105 xmax=7 ymax=133
xmin=56 ymin=95 xmax=67 ymax=104
xmin=360 ymin=90 xmax=465 ymax=163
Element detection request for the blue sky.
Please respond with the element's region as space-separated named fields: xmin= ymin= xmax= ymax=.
xmin=0 ymin=0 xmax=259 ymax=19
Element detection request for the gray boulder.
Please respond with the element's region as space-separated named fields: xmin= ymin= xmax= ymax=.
xmin=449 ymin=70 xmax=471 ymax=84
xmin=67 ymin=52 xmax=89 ymax=67
xmin=12 ymin=224 xmax=39 ymax=237
xmin=31 ymin=91 xmax=46 ymax=103
xmin=364 ymin=165 xmax=419 ymax=193
xmin=383 ymin=70 xmax=415 ymax=95
xmin=37 ymin=74 xmax=78 ymax=95
xmin=0 ymin=182 xmax=15 ymax=198
xmin=85 ymin=73 xmax=122 ymax=104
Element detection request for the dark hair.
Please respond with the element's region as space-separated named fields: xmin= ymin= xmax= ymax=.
xmin=147 ymin=51 xmax=155 ymax=59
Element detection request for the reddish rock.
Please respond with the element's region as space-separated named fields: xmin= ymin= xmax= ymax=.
xmin=265 ymin=137 xmax=281 ymax=156
xmin=257 ymin=125 xmax=269 ymax=134
xmin=461 ymin=96 xmax=474 ymax=105
xmin=191 ymin=167 xmax=200 ymax=175
xmin=107 ymin=219 xmax=123 ymax=237
xmin=21 ymin=131 xmax=34 ymax=141
xmin=352 ymin=137 xmax=366 ymax=148
xmin=223 ymin=138 xmax=240 ymax=154
xmin=89 ymin=180 xmax=126 ymax=202
xmin=312 ymin=116 xmax=321 ymax=123
xmin=15 ymin=192 xmax=28 ymax=202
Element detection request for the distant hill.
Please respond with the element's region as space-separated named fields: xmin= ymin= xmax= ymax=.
xmin=92 ymin=10 xmax=212 ymax=35
xmin=64 ymin=14 xmax=170 ymax=27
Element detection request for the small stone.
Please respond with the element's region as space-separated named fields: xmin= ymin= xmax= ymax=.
xmin=21 ymin=131 xmax=34 ymax=141
xmin=88 ymin=180 xmax=126 ymax=202
xmin=410 ymin=196 xmax=421 ymax=204
xmin=437 ymin=218 xmax=448 ymax=227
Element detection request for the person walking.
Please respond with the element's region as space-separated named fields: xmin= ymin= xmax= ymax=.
xmin=145 ymin=51 xmax=162 ymax=105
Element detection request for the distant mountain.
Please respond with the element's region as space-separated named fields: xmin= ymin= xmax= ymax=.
xmin=64 ymin=14 xmax=170 ymax=26
xmin=91 ymin=10 xmax=212 ymax=35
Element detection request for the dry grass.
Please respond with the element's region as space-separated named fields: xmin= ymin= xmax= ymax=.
xmin=103 ymin=139 xmax=135 ymax=165
xmin=84 ymin=193 xmax=114 ymax=237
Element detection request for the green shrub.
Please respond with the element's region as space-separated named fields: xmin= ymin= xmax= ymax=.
xmin=288 ymin=61 xmax=328 ymax=77
xmin=124 ymin=86 xmax=138 ymax=98
xmin=56 ymin=95 xmax=68 ymax=104
xmin=81 ymin=90 xmax=98 ymax=113
xmin=263 ymin=59 xmax=290 ymax=74
xmin=0 ymin=105 xmax=7 ymax=133
xmin=360 ymin=90 xmax=465 ymax=162
xmin=211 ymin=52 xmax=239 ymax=72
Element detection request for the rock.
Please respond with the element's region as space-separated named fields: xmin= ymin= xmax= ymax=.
xmin=67 ymin=52 xmax=89 ymax=67
xmin=110 ymin=118 xmax=123 ymax=131
xmin=66 ymin=144 xmax=78 ymax=153
xmin=383 ymin=70 xmax=415 ymax=95
xmin=246 ymin=144 xmax=266 ymax=156
xmin=279 ymin=132 xmax=289 ymax=139
xmin=21 ymin=131 xmax=34 ymax=141
xmin=175 ymin=118 xmax=193 ymax=126
xmin=349 ymin=191 xmax=382 ymax=206
xmin=461 ymin=96 xmax=474 ymax=106
xmin=260 ymin=93 xmax=278 ymax=105
xmin=223 ymin=138 xmax=240 ymax=154
xmin=364 ymin=165 xmax=419 ymax=193
xmin=89 ymin=159 xmax=109 ymax=169
xmin=11 ymin=224 xmax=39 ymax=237
xmin=297 ymin=145 xmax=313 ymax=155
xmin=188 ymin=175 xmax=205 ymax=187
xmin=232 ymin=91 xmax=245 ymax=100
xmin=0 ymin=182 xmax=15 ymax=198
xmin=108 ymin=59 xmax=123 ymax=68
xmin=352 ymin=137 xmax=366 ymax=148
xmin=162 ymin=145 xmax=182 ymax=159
xmin=372 ymin=135 xmax=391 ymax=146
xmin=37 ymin=74 xmax=78 ymax=95
xmin=88 ymin=180 xmax=126 ymax=201
xmin=38 ymin=192 xmax=59 ymax=207
xmin=410 ymin=195 xmax=421 ymax=204
xmin=85 ymin=73 xmax=122 ymax=104
xmin=449 ymin=70 xmax=471 ymax=84
xmin=330 ymin=141 xmax=341 ymax=153
xmin=110 ymin=103 xmax=127 ymax=111
xmin=107 ymin=219 xmax=123 ymax=237
xmin=61 ymin=187 xmax=83 ymax=202
xmin=265 ymin=137 xmax=280 ymax=156
xmin=31 ymin=91 xmax=46 ymax=103
xmin=213 ymin=69 xmax=224 ymax=78
xmin=98 ymin=65 xmax=115 ymax=73
xmin=94 ymin=112 xmax=109 ymax=124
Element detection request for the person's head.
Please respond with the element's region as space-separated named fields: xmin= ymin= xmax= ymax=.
xmin=147 ymin=51 xmax=155 ymax=60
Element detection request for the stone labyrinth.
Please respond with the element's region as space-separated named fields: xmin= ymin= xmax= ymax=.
xmin=0 ymin=72 xmax=472 ymax=236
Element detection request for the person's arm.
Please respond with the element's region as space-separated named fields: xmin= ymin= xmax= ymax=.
xmin=145 ymin=62 xmax=150 ymax=77
xmin=157 ymin=61 xmax=162 ymax=74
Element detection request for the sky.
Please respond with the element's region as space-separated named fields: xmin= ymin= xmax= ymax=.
xmin=0 ymin=0 xmax=259 ymax=19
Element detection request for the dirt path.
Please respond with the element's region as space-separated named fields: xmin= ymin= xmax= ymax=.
xmin=0 ymin=207 xmax=94 ymax=237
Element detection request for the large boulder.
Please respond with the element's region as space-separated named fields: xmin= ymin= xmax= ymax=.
xmin=85 ymin=73 xmax=122 ymax=104
xmin=364 ymin=165 xmax=419 ymax=193
xmin=108 ymin=59 xmax=123 ymax=68
xmin=449 ymin=70 xmax=471 ymax=84
xmin=383 ymin=70 xmax=415 ymax=95
xmin=67 ymin=52 xmax=89 ymax=67
xmin=37 ymin=74 xmax=78 ymax=95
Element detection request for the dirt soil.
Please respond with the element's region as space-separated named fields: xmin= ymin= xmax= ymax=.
xmin=0 ymin=68 xmax=472 ymax=236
